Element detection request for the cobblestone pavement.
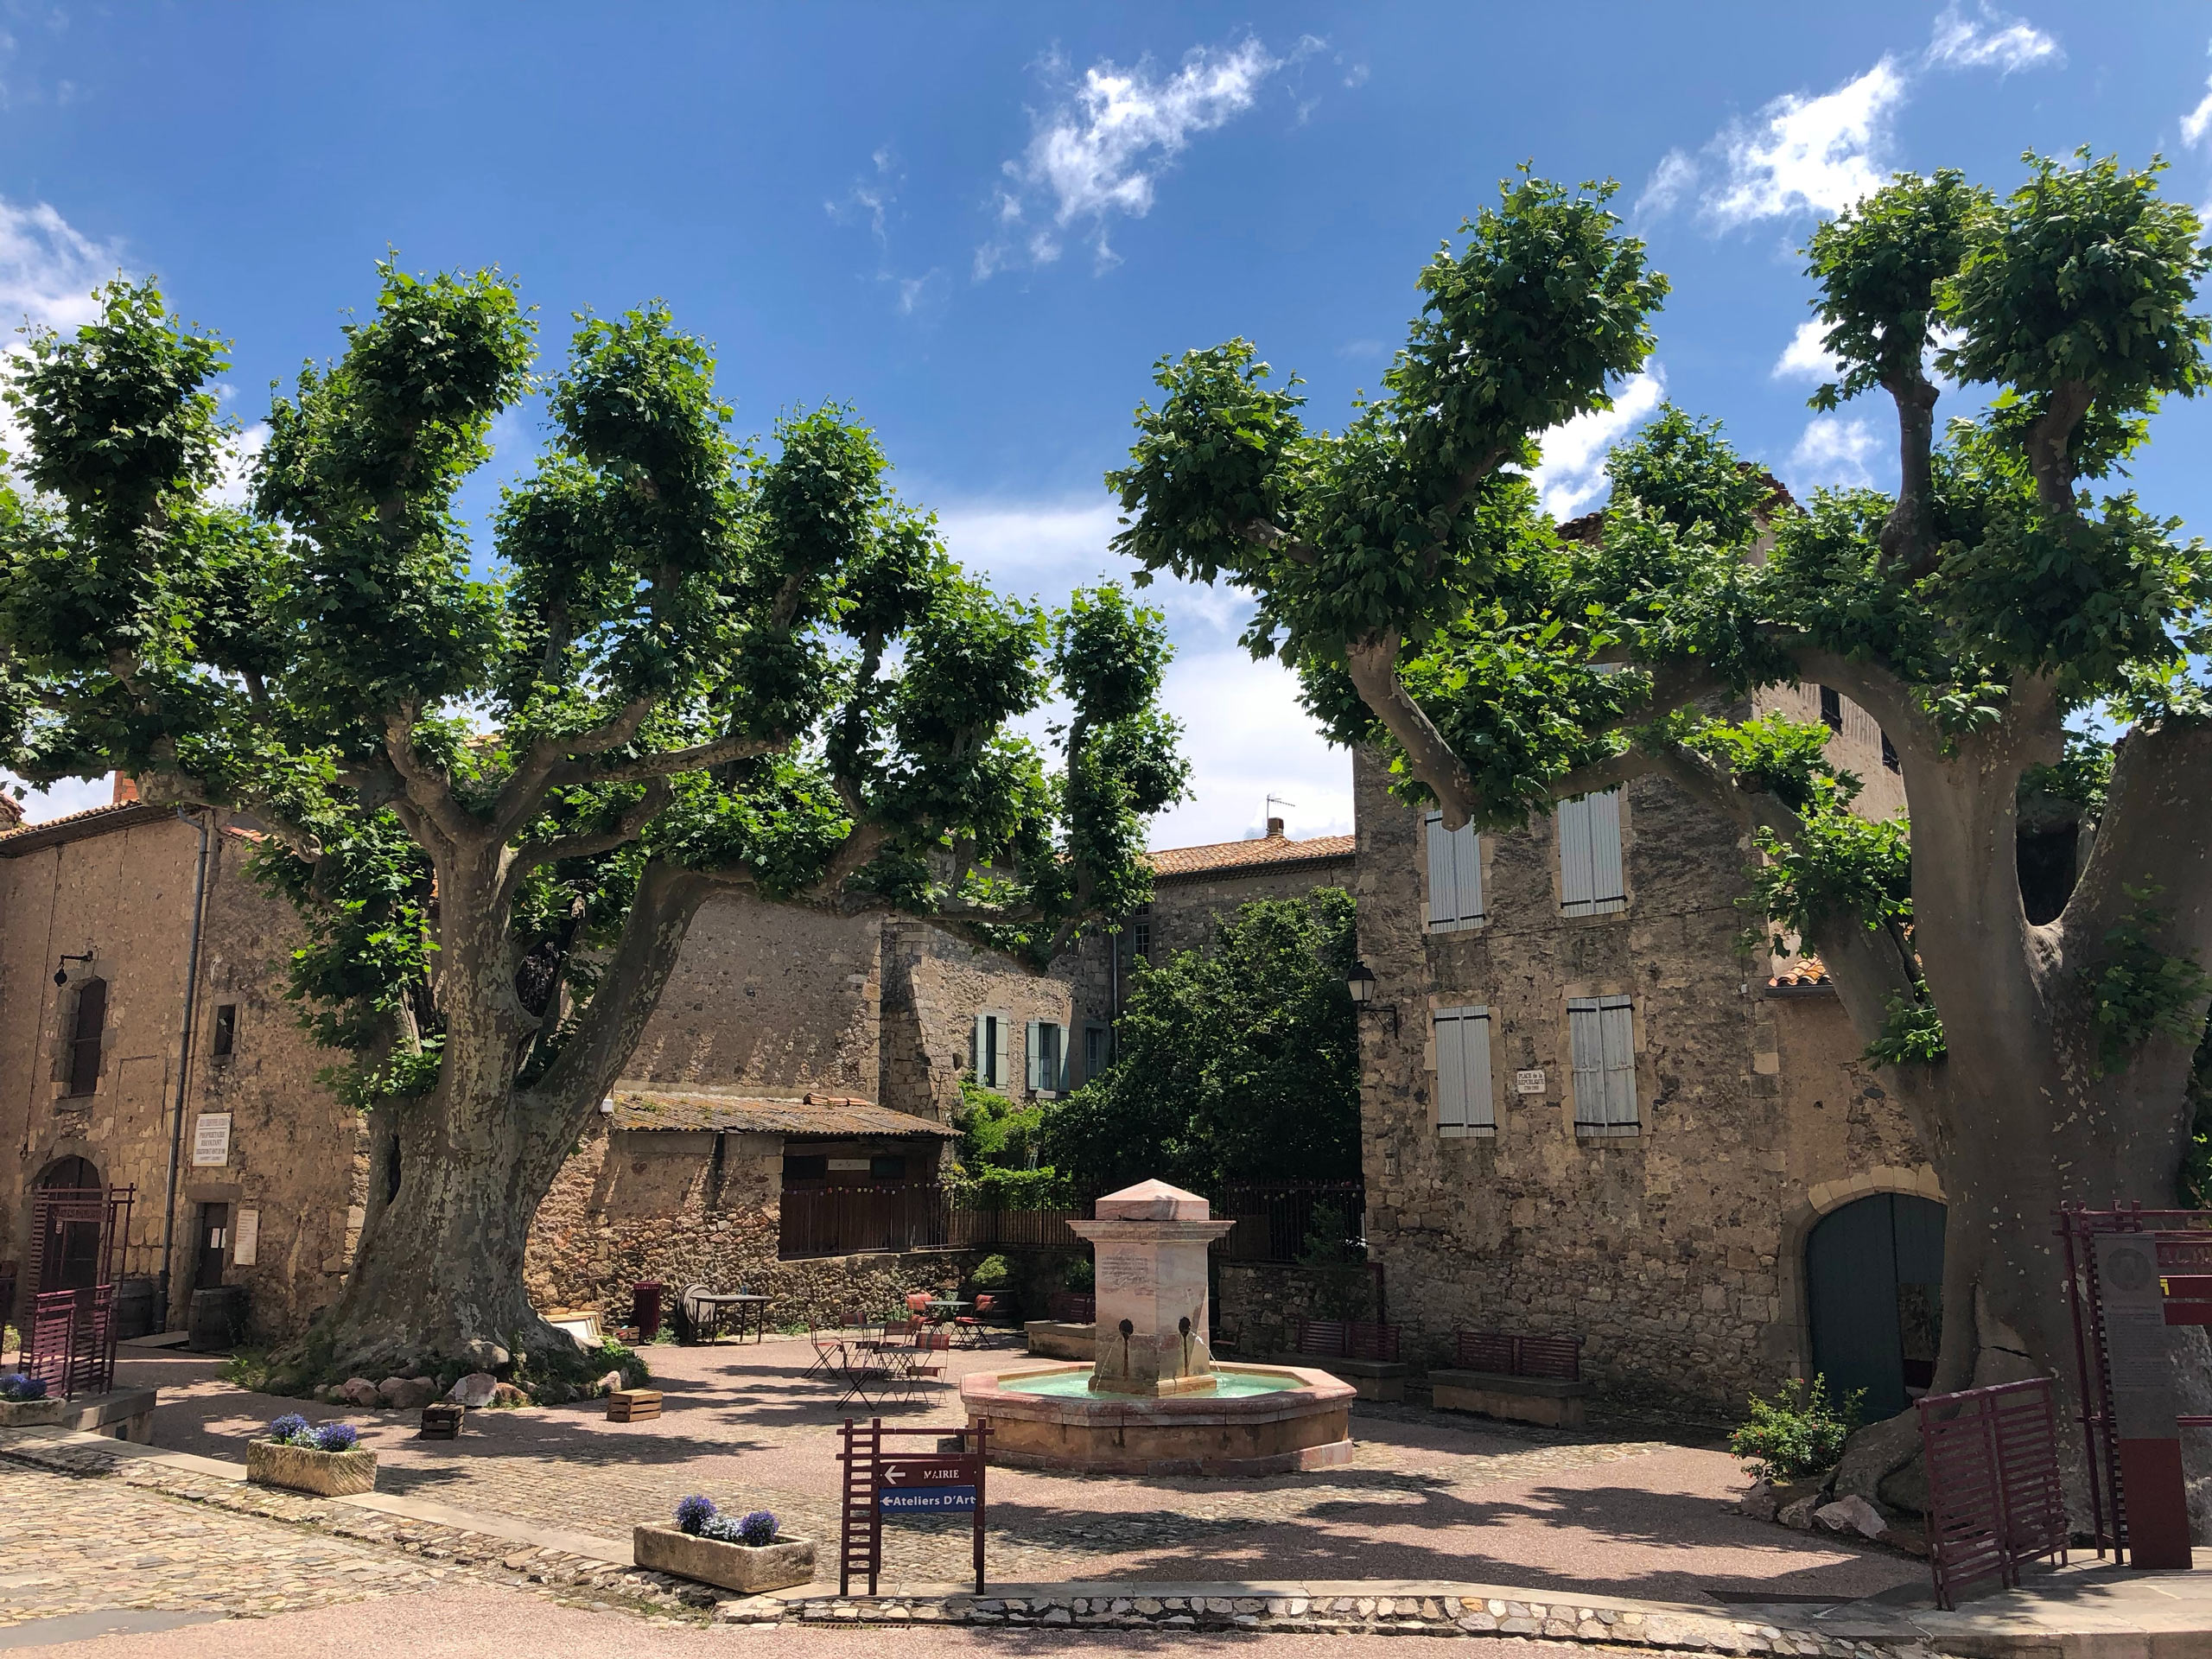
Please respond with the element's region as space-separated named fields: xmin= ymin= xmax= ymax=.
xmin=119 ymin=1340 xmax=1923 ymax=1607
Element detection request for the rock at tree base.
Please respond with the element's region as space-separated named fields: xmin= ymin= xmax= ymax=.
xmin=1814 ymin=1494 xmax=1890 ymax=1541
xmin=460 ymin=1339 xmax=510 ymax=1370
xmin=340 ymin=1376 xmax=382 ymax=1408
xmin=1736 ymin=1479 xmax=1779 ymax=1522
xmin=595 ymin=1370 xmax=623 ymax=1395
xmin=378 ymin=1376 xmax=436 ymax=1409
xmin=491 ymin=1382 xmax=530 ymax=1406
xmin=446 ymin=1371 xmax=499 ymax=1408
xmin=1830 ymin=1411 xmax=1923 ymax=1513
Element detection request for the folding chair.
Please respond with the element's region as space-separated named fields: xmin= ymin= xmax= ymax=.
xmin=953 ymin=1293 xmax=996 ymax=1348
xmin=803 ymin=1322 xmax=843 ymax=1378
xmin=831 ymin=1345 xmax=894 ymax=1410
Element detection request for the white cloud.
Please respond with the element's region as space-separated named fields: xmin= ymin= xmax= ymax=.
xmin=211 ymin=422 xmax=269 ymax=508
xmin=3 ymin=773 xmax=117 ymax=825
xmin=979 ymin=37 xmax=1281 ymax=276
xmin=1525 ymin=369 xmax=1666 ymax=520
xmin=0 ymin=195 xmax=118 ymax=333
xmin=826 ymin=146 xmax=899 ymax=245
xmin=931 ymin=493 xmax=1347 ymax=848
xmin=1773 ymin=319 xmax=1840 ymax=382
xmin=1925 ymin=4 xmax=2062 ymax=74
xmin=2183 ymin=45 xmax=2212 ymax=149
xmin=1702 ymin=60 xmax=1908 ymax=229
xmin=1788 ymin=415 xmax=1879 ymax=490
xmin=1636 ymin=149 xmax=1698 ymax=219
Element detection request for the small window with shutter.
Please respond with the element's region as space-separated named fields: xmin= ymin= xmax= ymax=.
xmin=1423 ymin=812 xmax=1484 ymax=931
xmin=64 ymin=978 xmax=106 ymax=1098
xmin=1026 ymin=1020 xmax=1067 ymax=1093
xmin=1433 ymin=1005 xmax=1495 ymax=1135
xmin=1568 ymin=995 xmax=1638 ymax=1133
xmin=1557 ymin=790 xmax=1626 ymax=917
xmin=973 ymin=1012 xmax=1014 ymax=1090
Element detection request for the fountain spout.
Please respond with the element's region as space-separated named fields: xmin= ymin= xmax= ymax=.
xmin=1065 ymin=1179 xmax=1236 ymax=1396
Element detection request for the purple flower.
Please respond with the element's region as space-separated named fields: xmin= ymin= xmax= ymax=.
xmin=675 ymin=1494 xmax=716 ymax=1535
xmin=269 ymin=1412 xmax=311 ymax=1444
xmin=314 ymin=1421 xmax=359 ymax=1452
xmin=0 ymin=1373 xmax=47 ymax=1401
xmin=738 ymin=1510 xmax=779 ymax=1548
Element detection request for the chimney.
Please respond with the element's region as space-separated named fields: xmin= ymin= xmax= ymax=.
xmin=1265 ymin=816 xmax=1285 ymax=838
xmin=111 ymin=772 xmax=140 ymax=805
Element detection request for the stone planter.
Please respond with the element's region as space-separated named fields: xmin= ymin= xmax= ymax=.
xmin=0 ymin=1397 xmax=63 ymax=1427
xmin=245 ymin=1440 xmax=378 ymax=1497
xmin=632 ymin=1524 xmax=817 ymax=1594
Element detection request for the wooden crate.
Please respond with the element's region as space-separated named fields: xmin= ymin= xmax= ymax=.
xmin=607 ymin=1389 xmax=662 ymax=1422
xmin=419 ymin=1402 xmax=464 ymax=1440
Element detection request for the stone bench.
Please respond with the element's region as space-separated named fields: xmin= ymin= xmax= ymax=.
xmin=1427 ymin=1368 xmax=1592 ymax=1428
xmin=1024 ymin=1320 xmax=1094 ymax=1361
xmin=1269 ymin=1353 xmax=1411 ymax=1402
xmin=58 ymin=1386 xmax=158 ymax=1442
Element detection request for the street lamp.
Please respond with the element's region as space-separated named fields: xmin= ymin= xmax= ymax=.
xmin=1345 ymin=960 xmax=1396 ymax=1035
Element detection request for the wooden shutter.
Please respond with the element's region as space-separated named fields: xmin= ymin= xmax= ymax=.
xmin=994 ymin=1015 xmax=1012 ymax=1093
xmin=1599 ymin=996 xmax=1637 ymax=1126
xmin=1588 ymin=789 xmax=1625 ymax=911
xmin=1427 ymin=813 xmax=1484 ymax=929
xmin=1433 ymin=1007 xmax=1493 ymax=1132
xmin=66 ymin=979 xmax=105 ymax=1097
xmin=1425 ymin=812 xmax=1454 ymax=925
xmin=973 ymin=1014 xmax=990 ymax=1085
xmin=1026 ymin=1021 xmax=1042 ymax=1090
xmin=1558 ymin=798 xmax=1594 ymax=914
xmin=1567 ymin=998 xmax=1604 ymax=1125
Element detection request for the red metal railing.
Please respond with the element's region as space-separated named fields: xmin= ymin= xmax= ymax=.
xmin=1917 ymin=1376 xmax=2067 ymax=1610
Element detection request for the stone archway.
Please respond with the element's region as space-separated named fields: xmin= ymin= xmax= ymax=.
xmin=33 ymin=1154 xmax=105 ymax=1295
xmin=1805 ymin=1191 xmax=1947 ymax=1419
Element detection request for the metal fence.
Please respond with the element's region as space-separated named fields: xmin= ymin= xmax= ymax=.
xmin=1917 ymin=1376 xmax=2069 ymax=1609
xmin=1211 ymin=1183 xmax=1366 ymax=1265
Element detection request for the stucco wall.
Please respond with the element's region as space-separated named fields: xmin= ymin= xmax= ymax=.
xmin=1352 ymin=747 xmax=1933 ymax=1412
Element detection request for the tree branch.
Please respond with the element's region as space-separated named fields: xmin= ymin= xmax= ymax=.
xmin=2024 ymin=380 xmax=2094 ymax=512
xmin=543 ymin=729 xmax=785 ymax=790
xmin=2063 ymin=717 xmax=2212 ymax=964
xmin=495 ymin=778 xmax=671 ymax=915
xmin=1345 ymin=630 xmax=1482 ymax=829
xmin=381 ymin=708 xmax=476 ymax=855
xmin=490 ymin=696 xmax=660 ymax=841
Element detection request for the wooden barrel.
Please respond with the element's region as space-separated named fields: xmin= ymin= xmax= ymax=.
xmin=114 ymin=1275 xmax=159 ymax=1340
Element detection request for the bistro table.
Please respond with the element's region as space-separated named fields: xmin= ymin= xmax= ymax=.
xmin=924 ymin=1298 xmax=969 ymax=1324
xmin=689 ymin=1290 xmax=770 ymax=1343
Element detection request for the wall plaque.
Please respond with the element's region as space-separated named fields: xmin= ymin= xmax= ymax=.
xmin=191 ymin=1112 xmax=232 ymax=1166
xmin=1514 ymin=1069 xmax=1548 ymax=1095
xmin=233 ymin=1207 xmax=260 ymax=1266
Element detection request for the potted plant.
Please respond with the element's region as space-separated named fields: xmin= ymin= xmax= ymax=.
xmin=633 ymin=1497 xmax=817 ymax=1593
xmin=0 ymin=1372 xmax=61 ymax=1427
xmin=245 ymin=1414 xmax=378 ymax=1497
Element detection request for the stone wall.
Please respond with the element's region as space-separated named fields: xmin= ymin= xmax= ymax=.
xmin=1213 ymin=1261 xmax=1379 ymax=1358
xmin=1352 ymin=747 xmax=1935 ymax=1413
xmin=524 ymin=1116 xmax=976 ymax=1326
xmin=1148 ymin=857 xmax=1357 ymax=962
xmin=879 ymin=921 xmax=1079 ymax=1117
xmin=0 ymin=810 xmax=360 ymax=1339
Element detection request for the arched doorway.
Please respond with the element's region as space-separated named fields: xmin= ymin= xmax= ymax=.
xmin=34 ymin=1156 xmax=105 ymax=1295
xmin=1806 ymin=1192 xmax=1946 ymax=1419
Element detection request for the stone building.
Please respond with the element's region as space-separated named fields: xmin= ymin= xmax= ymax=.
xmin=0 ymin=802 xmax=364 ymax=1340
xmin=1351 ymin=681 xmax=1939 ymax=1417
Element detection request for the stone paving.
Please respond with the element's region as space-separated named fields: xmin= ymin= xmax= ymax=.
xmin=117 ymin=1337 xmax=1921 ymax=1606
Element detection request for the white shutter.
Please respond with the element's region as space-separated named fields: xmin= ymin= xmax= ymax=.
xmin=1026 ymin=1021 xmax=1042 ymax=1090
xmin=974 ymin=1014 xmax=989 ymax=1084
xmin=1425 ymin=812 xmax=1454 ymax=926
xmin=995 ymin=1015 xmax=1013 ymax=1092
xmin=1599 ymin=996 xmax=1637 ymax=1127
xmin=1588 ymin=789 xmax=1625 ymax=912
xmin=1559 ymin=797 xmax=1594 ymax=914
xmin=1567 ymin=998 xmax=1604 ymax=1124
xmin=1433 ymin=1007 xmax=1493 ymax=1134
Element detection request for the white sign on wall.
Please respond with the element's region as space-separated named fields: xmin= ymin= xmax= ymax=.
xmin=191 ymin=1113 xmax=232 ymax=1166
xmin=233 ymin=1207 xmax=260 ymax=1267
xmin=1514 ymin=1070 xmax=1548 ymax=1096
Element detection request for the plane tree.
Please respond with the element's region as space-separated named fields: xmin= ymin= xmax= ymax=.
xmin=0 ymin=265 xmax=1183 ymax=1391
xmin=1107 ymin=157 xmax=2212 ymax=1495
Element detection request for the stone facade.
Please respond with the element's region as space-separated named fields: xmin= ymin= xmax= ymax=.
xmin=0 ymin=804 xmax=360 ymax=1340
xmin=1351 ymin=684 xmax=1936 ymax=1412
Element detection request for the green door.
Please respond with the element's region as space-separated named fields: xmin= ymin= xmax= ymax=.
xmin=1806 ymin=1193 xmax=1947 ymax=1418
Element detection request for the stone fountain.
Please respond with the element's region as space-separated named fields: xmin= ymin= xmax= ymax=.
xmin=959 ymin=1179 xmax=1354 ymax=1474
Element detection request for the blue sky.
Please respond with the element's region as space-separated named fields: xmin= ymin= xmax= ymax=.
xmin=4 ymin=2 xmax=2210 ymax=842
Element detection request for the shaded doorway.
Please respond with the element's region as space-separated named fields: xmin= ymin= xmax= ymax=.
xmin=194 ymin=1203 xmax=232 ymax=1294
xmin=1806 ymin=1192 xmax=1946 ymax=1419
xmin=34 ymin=1156 xmax=104 ymax=1295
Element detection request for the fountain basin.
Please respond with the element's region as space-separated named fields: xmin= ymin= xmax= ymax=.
xmin=961 ymin=1362 xmax=1356 ymax=1476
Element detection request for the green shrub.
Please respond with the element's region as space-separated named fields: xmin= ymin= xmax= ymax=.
xmin=969 ymin=1254 xmax=1011 ymax=1291
xmin=1730 ymin=1375 xmax=1862 ymax=1482
xmin=1063 ymin=1256 xmax=1095 ymax=1292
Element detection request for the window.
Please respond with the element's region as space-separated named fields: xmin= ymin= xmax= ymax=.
xmin=1433 ymin=1006 xmax=1494 ymax=1135
xmin=1881 ymin=731 xmax=1900 ymax=773
xmin=1568 ymin=995 xmax=1638 ymax=1133
xmin=211 ymin=1003 xmax=237 ymax=1059
xmin=972 ymin=1013 xmax=1012 ymax=1090
xmin=1026 ymin=1020 xmax=1067 ymax=1092
xmin=1424 ymin=812 xmax=1484 ymax=931
xmin=783 ymin=1154 xmax=829 ymax=1186
xmin=1819 ymin=684 xmax=1843 ymax=734
xmin=869 ymin=1154 xmax=908 ymax=1182
xmin=1129 ymin=905 xmax=1152 ymax=962
xmin=1083 ymin=1021 xmax=1112 ymax=1083
xmin=64 ymin=977 xmax=106 ymax=1097
xmin=1556 ymin=791 xmax=1625 ymax=917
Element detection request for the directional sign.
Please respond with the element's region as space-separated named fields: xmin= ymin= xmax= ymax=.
xmin=880 ymin=1457 xmax=970 ymax=1488
xmin=880 ymin=1484 xmax=976 ymax=1514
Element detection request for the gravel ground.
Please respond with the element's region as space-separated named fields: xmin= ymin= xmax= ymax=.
xmin=117 ymin=1337 xmax=1919 ymax=1606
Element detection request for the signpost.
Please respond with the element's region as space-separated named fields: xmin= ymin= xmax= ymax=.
xmin=837 ymin=1419 xmax=989 ymax=1595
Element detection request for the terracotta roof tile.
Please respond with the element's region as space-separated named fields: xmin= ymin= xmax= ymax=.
xmin=1147 ymin=832 xmax=1356 ymax=879
xmin=607 ymin=1089 xmax=957 ymax=1139
xmin=0 ymin=801 xmax=177 ymax=855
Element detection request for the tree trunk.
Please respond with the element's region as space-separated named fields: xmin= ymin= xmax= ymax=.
xmin=273 ymin=859 xmax=728 ymax=1394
